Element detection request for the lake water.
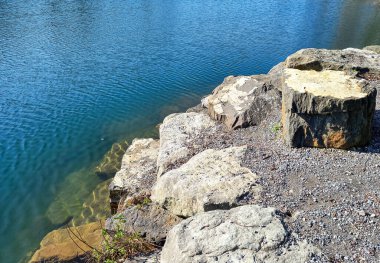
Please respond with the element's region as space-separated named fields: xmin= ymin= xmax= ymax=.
xmin=1 ymin=0 xmax=380 ymax=262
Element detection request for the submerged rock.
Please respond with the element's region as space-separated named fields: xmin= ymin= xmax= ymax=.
xmin=157 ymin=112 xmax=217 ymax=176
xmin=285 ymin=48 xmax=380 ymax=79
xmin=109 ymin=138 xmax=159 ymax=214
xmin=30 ymin=221 xmax=104 ymax=263
xmin=282 ymin=68 xmax=377 ymax=148
xmin=106 ymin=204 xmax=181 ymax=244
xmin=206 ymin=75 xmax=281 ymax=129
xmin=151 ymin=146 xmax=261 ymax=217
xmin=161 ymin=205 xmax=319 ymax=263
xmin=95 ymin=140 xmax=129 ymax=179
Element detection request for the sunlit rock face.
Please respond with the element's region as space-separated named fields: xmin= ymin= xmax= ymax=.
xmin=282 ymin=68 xmax=377 ymax=149
xmin=151 ymin=146 xmax=261 ymax=218
xmin=161 ymin=205 xmax=319 ymax=263
xmin=156 ymin=112 xmax=218 ymax=177
xmin=30 ymin=221 xmax=104 ymax=263
xmin=206 ymin=74 xmax=281 ymax=129
xmin=109 ymin=138 xmax=159 ymax=214
xmin=285 ymin=48 xmax=380 ymax=78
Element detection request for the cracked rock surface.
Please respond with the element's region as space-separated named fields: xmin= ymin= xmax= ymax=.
xmin=109 ymin=138 xmax=159 ymax=213
xmin=106 ymin=204 xmax=181 ymax=244
xmin=282 ymin=68 xmax=377 ymax=149
xmin=152 ymin=146 xmax=261 ymax=217
xmin=157 ymin=112 xmax=218 ymax=176
xmin=161 ymin=205 xmax=319 ymax=263
xmin=206 ymin=74 xmax=281 ymax=129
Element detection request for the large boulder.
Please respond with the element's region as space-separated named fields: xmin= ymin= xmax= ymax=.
xmin=30 ymin=221 xmax=104 ymax=263
xmin=282 ymin=68 xmax=377 ymax=148
xmin=106 ymin=204 xmax=181 ymax=244
xmin=285 ymin=48 xmax=380 ymax=80
xmin=206 ymin=75 xmax=281 ymax=129
xmin=157 ymin=112 xmax=217 ymax=176
xmin=109 ymin=138 xmax=159 ymax=214
xmin=151 ymin=146 xmax=261 ymax=217
xmin=161 ymin=205 xmax=319 ymax=263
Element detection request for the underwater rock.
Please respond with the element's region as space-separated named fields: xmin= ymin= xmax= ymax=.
xmin=30 ymin=221 xmax=104 ymax=263
xmin=95 ymin=140 xmax=129 ymax=179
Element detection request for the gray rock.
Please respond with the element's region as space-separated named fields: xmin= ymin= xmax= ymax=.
xmin=206 ymin=75 xmax=281 ymax=129
xmin=268 ymin=62 xmax=286 ymax=92
xmin=151 ymin=146 xmax=261 ymax=217
xmin=109 ymin=138 xmax=159 ymax=214
xmin=363 ymin=45 xmax=380 ymax=54
xmin=161 ymin=205 xmax=319 ymax=263
xmin=124 ymin=251 xmax=160 ymax=263
xmin=285 ymin=48 xmax=380 ymax=79
xmin=157 ymin=112 xmax=217 ymax=177
xmin=282 ymin=68 xmax=377 ymax=149
xmin=106 ymin=204 xmax=181 ymax=244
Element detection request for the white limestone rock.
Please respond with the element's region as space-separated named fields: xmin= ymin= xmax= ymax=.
xmin=161 ymin=205 xmax=320 ymax=263
xmin=157 ymin=112 xmax=217 ymax=177
xmin=152 ymin=146 xmax=261 ymax=217
xmin=109 ymin=138 xmax=159 ymax=213
xmin=206 ymin=75 xmax=280 ymax=129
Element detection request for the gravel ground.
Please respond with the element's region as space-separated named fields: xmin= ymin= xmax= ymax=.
xmin=186 ymin=86 xmax=380 ymax=262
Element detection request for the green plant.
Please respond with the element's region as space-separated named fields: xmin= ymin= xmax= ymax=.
xmin=89 ymin=216 xmax=156 ymax=263
xmin=68 ymin=215 xmax=156 ymax=263
xmin=125 ymin=194 xmax=152 ymax=210
xmin=271 ymin=122 xmax=282 ymax=134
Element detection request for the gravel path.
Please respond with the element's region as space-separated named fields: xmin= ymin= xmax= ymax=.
xmin=187 ymin=86 xmax=380 ymax=262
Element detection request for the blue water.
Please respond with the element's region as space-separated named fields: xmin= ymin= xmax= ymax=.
xmin=1 ymin=0 xmax=380 ymax=262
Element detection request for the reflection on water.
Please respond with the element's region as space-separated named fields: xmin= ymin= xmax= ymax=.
xmin=0 ymin=0 xmax=380 ymax=262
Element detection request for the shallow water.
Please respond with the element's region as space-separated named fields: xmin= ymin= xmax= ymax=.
xmin=0 ymin=0 xmax=380 ymax=262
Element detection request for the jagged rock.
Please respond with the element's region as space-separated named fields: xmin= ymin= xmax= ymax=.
xmin=364 ymin=45 xmax=380 ymax=54
xmin=109 ymin=138 xmax=159 ymax=214
xmin=30 ymin=221 xmax=104 ymax=263
xmin=282 ymin=68 xmax=377 ymax=148
xmin=105 ymin=204 xmax=181 ymax=244
xmin=151 ymin=146 xmax=261 ymax=217
xmin=206 ymin=75 xmax=281 ymax=129
xmin=285 ymin=48 xmax=380 ymax=79
xmin=157 ymin=112 xmax=217 ymax=176
xmin=161 ymin=205 xmax=319 ymax=263
xmin=95 ymin=140 xmax=129 ymax=179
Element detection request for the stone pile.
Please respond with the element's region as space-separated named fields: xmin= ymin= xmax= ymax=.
xmin=31 ymin=46 xmax=380 ymax=263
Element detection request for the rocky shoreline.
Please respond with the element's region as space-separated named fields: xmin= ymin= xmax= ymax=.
xmin=31 ymin=46 xmax=380 ymax=263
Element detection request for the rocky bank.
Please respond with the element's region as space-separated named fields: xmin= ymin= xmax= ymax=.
xmin=31 ymin=46 xmax=380 ymax=263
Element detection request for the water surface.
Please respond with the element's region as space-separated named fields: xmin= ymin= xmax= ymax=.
xmin=1 ymin=0 xmax=380 ymax=262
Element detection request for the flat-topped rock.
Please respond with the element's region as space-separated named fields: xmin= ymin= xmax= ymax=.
xmin=106 ymin=204 xmax=181 ymax=244
xmin=206 ymin=75 xmax=280 ymax=129
xmin=151 ymin=146 xmax=261 ymax=217
xmin=284 ymin=69 xmax=367 ymax=99
xmin=157 ymin=112 xmax=217 ymax=177
xmin=109 ymin=138 xmax=159 ymax=214
xmin=282 ymin=69 xmax=377 ymax=148
xmin=285 ymin=48 xmax=380 ymax=79
xmin=161 ymin=205 xmax=319 ymax=263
